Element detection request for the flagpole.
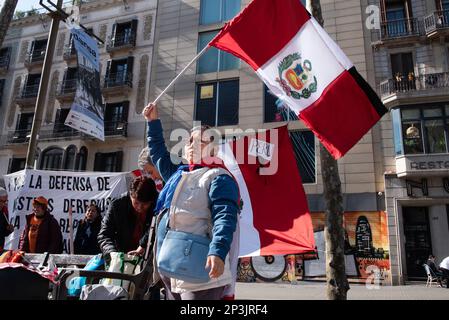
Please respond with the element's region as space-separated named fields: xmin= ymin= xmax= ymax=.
xmin=151 ymin=44 xmax=211 ymax=105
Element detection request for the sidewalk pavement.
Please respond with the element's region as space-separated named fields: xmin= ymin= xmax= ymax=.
xmin=235 ymin=281 xmax=449 ymax=300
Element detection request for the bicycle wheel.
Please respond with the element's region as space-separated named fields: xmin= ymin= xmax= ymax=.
xmin=250 ymin=255 xmax=287 ymax=282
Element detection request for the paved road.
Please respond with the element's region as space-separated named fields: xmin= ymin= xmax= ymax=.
xmin=235 ymin=281 xmax=449 ymax=300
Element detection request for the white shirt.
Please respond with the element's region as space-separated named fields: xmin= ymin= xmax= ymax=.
xmin=439 ymin=257 xmax=449 ymax=270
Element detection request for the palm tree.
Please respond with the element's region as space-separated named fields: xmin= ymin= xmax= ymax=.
xmin=0 ymin=0 xmax=19 ymax=49
xmin=306 ymin=0 xmax=350 ymax=300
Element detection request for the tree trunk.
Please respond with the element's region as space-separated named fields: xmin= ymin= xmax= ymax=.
xmin=0 ymin=0 xmax=19 ymax=49
xmin=306 ymin=0 xmax=350 ymax=300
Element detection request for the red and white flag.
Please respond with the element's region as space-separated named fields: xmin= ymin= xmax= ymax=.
xmin=210 ymin=0 xmax=387 ymax=159
xmin=218 ymin=126 xmax=315 ymax=256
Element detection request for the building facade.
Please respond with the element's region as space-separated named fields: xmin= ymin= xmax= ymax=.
xmin=0 ymin=0 xmax=157 ymax=175
xmin=0 ymin=0 xmax=447 ymax=285
xmin=371 ymin=0 xmax=449 ymax=285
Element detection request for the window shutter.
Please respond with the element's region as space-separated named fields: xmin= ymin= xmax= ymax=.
xmin=126 ymin=56 xmax=134 ymax=86
xmin=436 ymin=0 xmax=443 ymax=11
xmin=54 ymin=109 xmax=61 ymax=131
xmin=115 ymin=151 xmax=123 ymax=172
xmin=94 ymin=152 xmax=103 ymax=171
xmin=131 ymin=19 xmax=138 ymax=45
xmin=122 ymin=101 xmax=129 ymax=122
xmin=105 ymin=60 xmax=111 ymax=87
xmin=111 ymin=23 xmax=117 ymax=42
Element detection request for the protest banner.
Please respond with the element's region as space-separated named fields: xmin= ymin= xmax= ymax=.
xmin=3 ymin=169 xmax=128 ymax=254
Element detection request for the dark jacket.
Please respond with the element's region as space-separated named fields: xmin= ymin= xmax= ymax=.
xmin=18 ymin=212 xmax=63 ymax=254
xmin=427 ymin=259 xmax=440 ymax=274
xmin=0 ymin=207 xmax=13 ymax=250
xmin=74 ymin=217 xmax=102 ymax=255
xmin=97 ymin=194 xmax=154 ymax=256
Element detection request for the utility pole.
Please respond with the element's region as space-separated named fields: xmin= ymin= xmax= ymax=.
xmin=306 ymin=0 xmax=350 ymax=300
xmin=25 ymin=0 xmax=64 ymax=168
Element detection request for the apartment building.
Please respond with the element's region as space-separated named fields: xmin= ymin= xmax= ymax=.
xmin=371 ymin=0 xmax=449 ymax=284
xmin=0 ymin=0 xmax=157 ymax=175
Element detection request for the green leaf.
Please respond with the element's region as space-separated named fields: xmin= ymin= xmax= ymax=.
xmin=291 ymin=91 xmax=302 ymax=100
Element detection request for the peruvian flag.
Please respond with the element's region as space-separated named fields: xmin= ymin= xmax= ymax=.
xmin=210 ymin=0 xmax=387 ymax=159
xmin=218 ymin=125 xmax=315 ymax=256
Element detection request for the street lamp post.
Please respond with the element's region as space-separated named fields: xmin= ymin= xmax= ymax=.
xmin=25 ymin=0 xmax=64 ymax=169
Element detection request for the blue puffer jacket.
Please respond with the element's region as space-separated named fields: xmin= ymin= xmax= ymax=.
xmin=147 ymin=119 xmax=239 ymax=262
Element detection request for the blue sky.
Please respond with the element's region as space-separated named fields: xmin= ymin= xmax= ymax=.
xmin=15 ymin=0 xmax=40 ymax=12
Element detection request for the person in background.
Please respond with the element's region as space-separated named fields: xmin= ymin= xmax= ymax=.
xmin=0 ymin=187 xmax=14 ymax=253
xmin=18 ymin=196 xmax=63 ymax=254
xmin=74 ymin=204 xmax=102 ymax=255
xmin=426 ymin=254 xmax=443 ymax=287
xmin=135 ymin=147 xmax=164 ymax=192
xmin=439 ymin=255 xmax=449 ymax=289
xmin=97 ymin=176 xmax=159 ymax=259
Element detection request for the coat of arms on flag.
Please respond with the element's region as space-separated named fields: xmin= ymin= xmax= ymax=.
xmin=276 ymin=53 xmax=317 ymax=100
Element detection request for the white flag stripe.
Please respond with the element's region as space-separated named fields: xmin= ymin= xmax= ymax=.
xmin=309 ymin=18 xmax=354 ymax=71
xmin=256 ymin=19 xmax=345 ymax=114
xmin=218 ymin=143 xmax=261 ymax=257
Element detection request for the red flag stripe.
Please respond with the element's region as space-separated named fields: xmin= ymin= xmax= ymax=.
xmin=298 ymin=69 xmax=383 ymax=159
xmin=210 ymin=0 xmax=310 ymax=70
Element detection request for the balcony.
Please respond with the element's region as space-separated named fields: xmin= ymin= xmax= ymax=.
xmin=24 ymin=50 xmax=46 ymax=69
xmin=56 ymin=79 xmax=77 ymax=102
xmin=16 ymin=84 xmax=39 ymax=106
xmin=373 ymin=18 xmax=422 ymax=46
xmin=106 ymin=33 xmax=136 ymax=55
xmin=379 ymin=72 xmax=449 ymax=108
xmin=6 ymin=129 xmax=31 ymax=145
xmin=102 ymin=72 xmax=132 ymax=98
xmin=104 ymin=121 xmax=127 ymax=137
xmin=424 ymin=10 xmax=449 ymax=38
xmin=0 ymin=54 xmax=10 ymax=74
xmin=63 ymin=44 xmax=77 ymax=62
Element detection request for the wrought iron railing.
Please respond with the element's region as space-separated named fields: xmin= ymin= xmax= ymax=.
xmin=26 ymin=49 xmax=46 ymax=64
xmin=424 ymin=10 xmax=449 ymax=33
xmin=6 ymin=129 xmax=31 ymax=144
xmin=57 ymin=79 xmax=77 ymax=96
xmin=18 ymin=84 xmax=39 ymax=99
xmin=0 ymin=54 xmax=10 ymax=70
xmin=103 ymin=71 xmax=133 ymax=89
xmin=380 ymin=72 xmax=449 ymax=97
xmin=63 ymin=44 xmax=77 ymax=59
xmin=379 ymin=18 xmax=421 ymax=40
xmin=106 ymin=33 xmax=136 ymax=51
xmin=104 ymin=121 xmax=127 ymax=137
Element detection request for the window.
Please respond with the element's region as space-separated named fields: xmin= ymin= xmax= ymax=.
xmin=29 ymin=39 xmax=47 ymax=62
xmin=16 ymin=113 xmax=34 ymax=134
xmin=104 ymin=101 xmax=129 ymax=136
xmin=0 ymin=47 xmax=11 ymax=70
xmin=40 ymin=147 xmax=64 ymax=170
xmin=111 ymin=20 xmax=137 ymax=47
xmin=264 ymin=86 xmax=316 ymax=183
xmin=61 ymin=67 xmax=78 ymax=94
xmin=393 ymin=104 xmax=449 ymax=155
xmin=390 ymin=52 xmax=415 ymax=91
xmin=94 ymin=151 xmax=123 ymax=172
xmin=53 ymin=109 xmax=71 ymax=134
xmin=75 ymin=147 xmax=88 ymax=171
xmin=199 ymin=0 xmax=241 ymax=25
xmin=290 ymin=130 xmax=316 ymax=184
xmin=63 ymin=145 xmax=77 ymax=170
xmin=22 ymin=74 xmax=41 ymax=98
xmin=195 ymin=80 xmax=239 ymax=127
xmin=105 ymin=57 xmax=134 ymax=88
xmin=8 ymin=158 xmax=25 ymax=174
xmin=197 ymin=31 xmax=240 ymax=74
